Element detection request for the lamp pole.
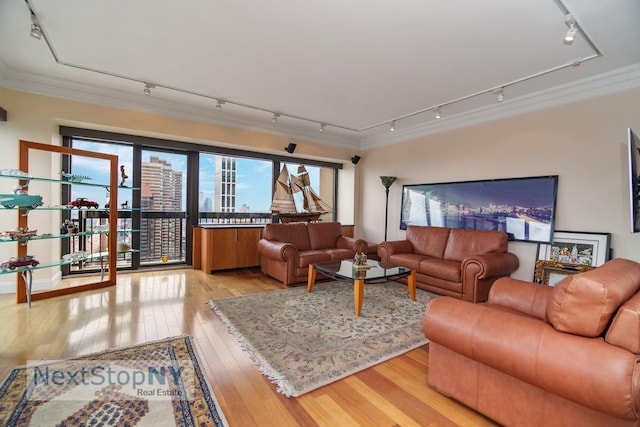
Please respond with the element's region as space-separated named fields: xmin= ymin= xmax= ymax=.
xmin=380 ymin=176 xmax=397 ymax=242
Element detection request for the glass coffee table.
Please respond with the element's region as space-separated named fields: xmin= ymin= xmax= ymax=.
xmin=308 ymin=259 xmax=417 ymax=317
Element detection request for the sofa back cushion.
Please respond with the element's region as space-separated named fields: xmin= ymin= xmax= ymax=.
xmin=605 ymin=291 xmax=640 ymax=353
xmin=263 ymin=223 xmax=311 ymax=251
xmin=443 ymin=229 xmax=508 ymax=262
xmin=406 ymin=226 xmax=450 ymax=258
xmin=546 ymin=258 xmax=640 ymax=337
xmin=307 ymin=222 xmax=342 ymax=250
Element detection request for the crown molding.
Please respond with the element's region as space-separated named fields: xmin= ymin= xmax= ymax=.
xmin=2 ymin=62 xmax=640 ymax=151
xmin=361 ymin=63 xmax=640 ymax=149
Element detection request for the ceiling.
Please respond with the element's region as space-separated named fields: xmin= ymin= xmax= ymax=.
xmin=1 ymin=0 xmax=639 ymax=149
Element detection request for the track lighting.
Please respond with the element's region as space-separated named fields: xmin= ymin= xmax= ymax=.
xmin=434 ymin=107 xmax=441 ymax=119
xmin=30 ymin=23 xmax=42 ymax=39
xmin=215 ymin=100 xmax=224 ymax=110
xmin=564 ymin=13 xmax=577 ymax=45
xmin=272 ymin=113 xmax=280 ymax=123
xmin=285 ymin=142 xmax=297 ymax=154
xmin=497 ymin=88 xmax=504 ymax=102
xmin=351 ymin=155 xmax=361 ymax=165
xmin=319 ymin=123 xmax=326 ymax=132
xmin=389 ymin=121 xmax=395 ymax=132
xmin=143 ymin=83 xmax=155 ymax=95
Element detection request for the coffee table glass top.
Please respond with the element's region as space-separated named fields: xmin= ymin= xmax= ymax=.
xmin=312 ymin=259 xmax=412 ymax=282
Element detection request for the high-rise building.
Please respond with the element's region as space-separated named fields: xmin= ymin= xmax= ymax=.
xmin=215 ymin=156 xmax=236 ymax=212
xmin=141 ymin=156 xmax=184 ymax=262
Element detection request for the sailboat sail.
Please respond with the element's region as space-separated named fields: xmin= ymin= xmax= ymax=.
xmin=269 ymin=165 xmax=297 ymax=213
xmin=270 ymin=164 xmax=333 ymax=222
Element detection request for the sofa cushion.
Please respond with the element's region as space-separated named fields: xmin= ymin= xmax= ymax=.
xmin=307 ymin=222 xmax=342 ymax=250
xmin=263 ymin=223 xmax=311 ymax=251
xmin=546 ymin=258 xmax=640 ymax=337
xmin=443 ymin=228 xmax=507 ymax=262
xmin=324 ymin=248 xmax=355 ymax=261
xmin=605 ymin=291 xmax=640 ymax=354
xmin=388 ymin=253 xmax=428 ymax=271
xmin=298 ymin=250 xmax=332 ymax=268
xmin=406 ymin=226 xmax=450 ymax=258
xmin=419 ymin=258 xmax=461 ymax=282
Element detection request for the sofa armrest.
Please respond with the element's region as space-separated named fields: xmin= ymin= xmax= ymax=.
xmin=424 ymin=297 xmax=640 ymax=420
xmin=462 ymin=252 xmax=519 ymax=279
xmin=488 ymin=277 xmax=553 ymax=320
xmin=377 ymin=240 xmax=414 ymax=262
xmin=257 ymin=239 xmax=298 ymax=261
xmin=336 ymin=236 xmax=368 ymax=254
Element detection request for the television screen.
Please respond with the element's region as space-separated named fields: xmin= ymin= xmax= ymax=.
xmin=400 ymin=175 xmax=559 ymax=243
xmin=628 ymin=128 xmax=640 ymax=233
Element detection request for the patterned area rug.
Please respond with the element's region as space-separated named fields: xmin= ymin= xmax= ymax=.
xmin=0 ymin=336 xmax=228 ymax=427
xmin=207 ymin=281 xmax=436 ymax=397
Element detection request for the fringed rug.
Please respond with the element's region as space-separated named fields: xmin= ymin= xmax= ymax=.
xmin=207 ymin=281 xmax=436 ymax=397
xmin=0 ymin=336 xmax=228 ymax=427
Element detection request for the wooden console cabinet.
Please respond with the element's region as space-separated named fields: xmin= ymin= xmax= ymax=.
xmin=194 ymin=226 xmax=261 ymax=273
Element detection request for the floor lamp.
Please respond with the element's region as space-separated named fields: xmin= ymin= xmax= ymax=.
xmin=380 ymin=176 xmax=397 ymax=241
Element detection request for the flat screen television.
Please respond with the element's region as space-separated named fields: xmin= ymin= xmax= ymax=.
xmin=628 ymin=128 xmax=640 ymax=233
xmin=400 ymin=175 xmax=559 ymax=243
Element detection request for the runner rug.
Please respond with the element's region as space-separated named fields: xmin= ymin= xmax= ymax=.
xmin=0 ymin=336 xmax=229 ymax=427
xmin=207 ymin=281 xmax=436 ymax=397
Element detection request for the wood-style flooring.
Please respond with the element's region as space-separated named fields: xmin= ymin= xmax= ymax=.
xmin=0 ymin=267 xmax=497 ymax=426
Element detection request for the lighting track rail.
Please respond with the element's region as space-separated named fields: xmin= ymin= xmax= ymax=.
xmin=24 ymin=0 xmax=601 ymax=134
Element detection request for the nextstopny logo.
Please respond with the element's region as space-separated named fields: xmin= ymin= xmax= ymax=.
xmin=26 ymin=360 xmax=196 ymax=401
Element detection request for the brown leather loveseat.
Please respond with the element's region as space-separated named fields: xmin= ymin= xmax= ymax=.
xmin=424 ymin=258 xmax=640 ymax=427
xmin=258 ymin=221 xmax=368 ymax=285
xmin=378 ymin=225 xmax=519 ymax=302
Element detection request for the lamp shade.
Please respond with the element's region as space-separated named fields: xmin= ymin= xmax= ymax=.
xmin=380 ymin=176 xmax=397 ymax=189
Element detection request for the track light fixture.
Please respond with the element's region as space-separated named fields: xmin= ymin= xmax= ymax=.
xmin=30 ymin=23 xmax=42 ymax=39
xmin=285 ymin=142 xmax=297 ymax=154
xmin=319 ymin=123 xmax=326 ymax=132
xmin=497 ymin=88 xmax=504 ymax=102
xmin=351 ymin=155 xmax=361 ymax=165
xmin=564 ymin=13 xmax=577 ymax=45
xmin=389 ymin=121 xmax=395 ymax=132
xmin=215 ymin=100 xmax=224 ymax=110
xmin=272 ymin=113 xmax=280 ymax=123
xmin=29 ymin=12 xmax=42 ymax=39
xmin=434 ymin=107 xmax=441 ymax=119
xmin=143 ymin=82 xmax=155 ymax=95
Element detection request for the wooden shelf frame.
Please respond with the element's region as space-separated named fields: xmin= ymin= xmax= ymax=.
xmin=15 ymin=140 xmax=118 ymax=303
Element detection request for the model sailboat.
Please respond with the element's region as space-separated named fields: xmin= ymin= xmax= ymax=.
xmin=270 ymin=165 xmax=332 ymax=223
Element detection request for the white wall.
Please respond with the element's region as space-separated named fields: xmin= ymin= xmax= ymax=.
xmin=356 ymin=88 xmax=640 ymax=280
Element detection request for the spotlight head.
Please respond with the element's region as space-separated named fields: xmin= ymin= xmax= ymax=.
xmin=389 ymin=121 xmax=396 ymax=132
xmin=351 ymin=155 xmax=361 ymax=165
xmin=435 ymin=107 xmax=441 ymax=119
xmin=272 ymin=113 xmax=280 ymax=123
xmin=564 ymin=25 xmax=577 ymax=45
xmin=143 ymin=82 xmax=155 ymax=96
xmin=215 ymin=100 xmax=225 ymax=110
xmin=285 ymin=142 xmax=297 ymax=154
xmin=497 ymin=88 xmax=504 ymax=102
xmin=319 ymin=123 xmax=326 ymax=132
xmin=30 ymin=23 xmax=42 ymax=40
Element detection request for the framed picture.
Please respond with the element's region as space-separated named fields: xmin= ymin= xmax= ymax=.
xmin=534 ymin=260 xmax=595 ymax=286
xmin=400 ymin=175 xmax=558 ymax=243
xmin=537 ymin=230 xmax=611 ymax=267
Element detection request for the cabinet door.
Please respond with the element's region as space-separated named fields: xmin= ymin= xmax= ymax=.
xmin=210 ymin=228 xmax=238 ymax=271
xmin=235 ymin=228 xmax=260 ymax=268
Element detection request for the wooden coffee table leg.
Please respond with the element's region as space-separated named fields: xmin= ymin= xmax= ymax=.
xmin=354 ymin=279 xmax=364 ymax=316
xmin=408 ymin=270 xmax=417 ymax=300
xmin=307 ymin=264 xmax=317 ymax=292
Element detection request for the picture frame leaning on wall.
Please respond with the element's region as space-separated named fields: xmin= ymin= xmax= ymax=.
xmin=537 ymin=230 xmax=611 ymax=268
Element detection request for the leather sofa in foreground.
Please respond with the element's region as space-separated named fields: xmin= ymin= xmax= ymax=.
xmin=258 ymin=221 xmax=368 ymax=286
xmin=424 ymin=258 xmax=640 ymax=427
xmin=378 ymin=225 xmax=519 ymax=302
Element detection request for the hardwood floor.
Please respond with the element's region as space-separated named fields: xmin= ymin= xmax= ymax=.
xmin=0 ymin=267 xmax=497 ymax=427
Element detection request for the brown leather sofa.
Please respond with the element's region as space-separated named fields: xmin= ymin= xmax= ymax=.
xmin=424 ymin=258 xmax=640 ymax=427
xmin=378 ymin=226 xmax=519 ymax=302
xmin=258 ymin=221 xmax=368 ymax=285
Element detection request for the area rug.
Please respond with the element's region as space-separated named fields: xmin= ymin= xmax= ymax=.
xmin=0 ymin=336 xmax=229 ymax=427
xmin=206 ymin=281 xmax=436 ymax=397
